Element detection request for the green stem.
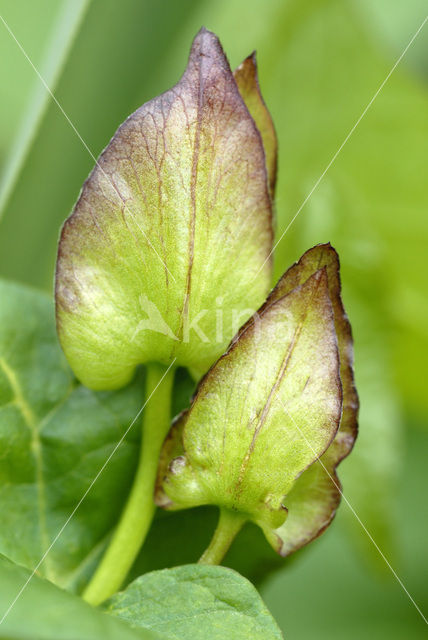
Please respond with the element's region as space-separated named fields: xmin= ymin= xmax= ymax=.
xmin=198 ymin=508 xmax=246 ymax=565
xmin=83 ymin=362 xmax=175 ymax=606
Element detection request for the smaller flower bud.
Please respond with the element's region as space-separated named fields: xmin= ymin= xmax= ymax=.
xmin=156 ymin=244 xmax=357 ymax=555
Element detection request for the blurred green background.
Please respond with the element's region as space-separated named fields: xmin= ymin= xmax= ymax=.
xmin=0 ymin=0 xmax=427 ymax=637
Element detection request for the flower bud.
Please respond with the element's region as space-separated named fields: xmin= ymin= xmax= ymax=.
xmin=156 ymin=244 xmax=358 ymax=554
xmin=261 ymin=243 xmax=358 ymax=555
xmin=55 ymin=28 xmax=274 ymax=390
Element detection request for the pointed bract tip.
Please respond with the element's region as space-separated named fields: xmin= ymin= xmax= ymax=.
xmin=235 ymin=51 xmax=258 ymax=79
xmin=315 ymin=241 xmax=335 ymax=253
xmin=192 ymin=26 xmax=222 ymax=48
xmin=186 ymin=27 xmax=230 ymax=74
xmin=247 ymin=51 xmax=258 ymax=68
xmin=314 ymin=242 xmax=340 ymax=264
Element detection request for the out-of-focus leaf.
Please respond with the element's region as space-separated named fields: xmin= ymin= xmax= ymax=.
xmin=108 ymin=564 xmax=283 ymax=640
xmin=56 ymin=28 xmax=272 ymax=390
xmin=338 ymin=324 xmax=402 ymax=566
xmin=0 ymin=0 xmax=90 ymax=214
xmin=0 ymin=555 xmax=161 ymax=640
xmin=357 ymin=0 xmax=428 ymax=79
xmin=224 ymin=0 xmax=410 ymax=564
xmin=0 ymin=279 xmax=144 ymax=588
xmin=0 ymin=0 xmax=60 ymax=162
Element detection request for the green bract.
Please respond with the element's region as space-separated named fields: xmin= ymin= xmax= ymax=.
xmin=262 ymin=244 xmax=358 ymax=555
xmin=156 ymin=244 xmax=358 ymax=554
xmin=55 ymin=28 xmax=275 ymax=390
xmin=233 ymin=53 xmax=277 ymax=200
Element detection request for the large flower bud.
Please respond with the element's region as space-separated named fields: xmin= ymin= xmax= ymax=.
xmin=55 ymin=29 xmax=275 ymax=389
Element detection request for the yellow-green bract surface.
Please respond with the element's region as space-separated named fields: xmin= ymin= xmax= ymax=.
xmin=55 ymin=28 xmax=274 ymax=390
xmin=156 ymin=245 xmax=358 ymax=554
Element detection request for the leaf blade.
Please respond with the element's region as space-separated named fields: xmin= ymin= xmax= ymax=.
xmin=0 ymin=555 xmax=161 ymax=640
xmin=108 ymin=564 xmax=283 ymax=640
xmin=0 ymin=279 xmax=144 ymax=587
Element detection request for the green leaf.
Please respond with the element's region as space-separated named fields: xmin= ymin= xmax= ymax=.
xmin=0 ymin=555 xmax=161 ymax=640
xmin=0 ymin=279 xmax=144 ymax=589
xmin=156 ymin=259 xmax=342 ymax=534
xmin=0 ymin=0 xmax=91 ymax=216
xmin=108 ymin=564 xmax=283 ymax=640
xmin=55 ymin=27 xmax=273 ymax=390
